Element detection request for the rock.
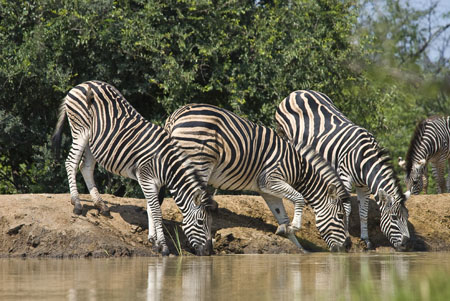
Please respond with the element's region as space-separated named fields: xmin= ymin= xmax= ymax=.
xmin=7 ymin=224 xmax=25 ymax=235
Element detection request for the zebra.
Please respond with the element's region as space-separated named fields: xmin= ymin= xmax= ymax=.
xmin=164 ymin=103 xmax=352 ymax=252
xmin=276 ymin=90 xmax=410 ymax=250
xmin=404 ymin=116 xmax=450 ymax=195
xmin=399 ymin=156 xmax=428 ymax=194
xmin=51 ymin=80 xmax=215 ymax=256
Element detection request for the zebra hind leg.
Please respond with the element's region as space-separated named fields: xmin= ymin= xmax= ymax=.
xmin=79 ymin=147 xmax=110 ymax=217
xmin=65 ymin=139 xmax=88 ymax=215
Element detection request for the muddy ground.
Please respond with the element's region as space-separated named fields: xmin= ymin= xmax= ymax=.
xmin=0 ymin=193 xmax=449 ymax=257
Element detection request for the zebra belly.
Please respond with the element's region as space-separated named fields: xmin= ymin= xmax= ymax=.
xmin=208 ymin=170 xmax=259 ymax=192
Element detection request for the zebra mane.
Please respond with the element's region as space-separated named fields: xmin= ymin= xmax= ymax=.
xmin=357 ymin=130 xmax=406 ymax=204
xmin=296 ymin=143 xmax=350 ymax=202
xmin=405 ymin=116 xmax=446 ymax=178
xmin=377 ymin=147 xmax=406 ymax=204
xmin=405 ymin=118 xmax=432 ymax=178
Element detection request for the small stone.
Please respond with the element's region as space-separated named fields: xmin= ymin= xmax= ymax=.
xmin=131 ymin=225 xmax=139 ymax=233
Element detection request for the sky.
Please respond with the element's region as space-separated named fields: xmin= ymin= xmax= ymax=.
xmin=407 ymin=0 xmax=450 ymax=61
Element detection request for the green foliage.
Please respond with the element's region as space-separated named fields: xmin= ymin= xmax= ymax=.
xmin=1 ymin=0 xmax=448 ymax=195
xmin=344 ymin=269 xmax=450 ymax=301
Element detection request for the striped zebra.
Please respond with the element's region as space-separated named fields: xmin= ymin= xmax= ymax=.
xmin=276 ymin=90 xmax=410 ymax=250
xmin=405 ymin=116 xmax=450 ymax=194
xmin=51 ymin=81 xmax=215 ymax=256
xmin=164 ymin=104 xmax=352 ymax=252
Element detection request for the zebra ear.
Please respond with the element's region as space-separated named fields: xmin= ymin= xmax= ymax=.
xmin=404 ymin=190 xmax=411 ymax=200
xmin=327 ymin=184 xmax=338 ymax=199
xmin=398 ymin=157 xmax=406 ymax=170
xmin=378 ymin=189 xmax=392 ymax=207
xmin=192 ymin=189 xmax=202 ymax=207
xmin=418 ymin=159 xmax=426 ymax=166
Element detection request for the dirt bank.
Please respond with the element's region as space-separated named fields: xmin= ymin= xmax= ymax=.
xmin=0 ymin=193 xmax=449 ymax=257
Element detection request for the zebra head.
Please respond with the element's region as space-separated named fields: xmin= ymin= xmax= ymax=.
xmin=180 ymin=188 xmax=215 ymax=256
xmin=378 ymin=189 xmax=410 ymax=251
xmin=314 ymin=184 xmax=351 ymax=252
xmin=405 ymin=159 xmax=426 ymax=195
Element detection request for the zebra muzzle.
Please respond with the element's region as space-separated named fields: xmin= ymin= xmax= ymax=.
xmin=194 ymin=239 xmax=214 ymax=256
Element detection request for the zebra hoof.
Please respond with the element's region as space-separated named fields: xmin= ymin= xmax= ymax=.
xmin=287 ymin=225 xmax=299 ymax=234
xmin=361 ymin=239 xmax=374 ymax=250
xmin=100 ymin=208 xmax=112 ymax=218
xmin=73 ymin=204 xmax=83 ymax=215
xmin=275 ymin=224 xmax=288 ymax=236
xmin=161 ymin=246 xmax=170 ymax=256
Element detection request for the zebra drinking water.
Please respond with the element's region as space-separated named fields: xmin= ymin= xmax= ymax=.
xmin=164 ymin=103 xmax=351 ymax=252
xmin=276 ymin=90 xmax=410 ymax=250
xmin=52 ymin=81 xmax=214 ymax=256
xmin=405 ymin=116 xmax=450 ymax=194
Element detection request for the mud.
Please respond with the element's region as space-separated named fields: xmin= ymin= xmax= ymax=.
xmin=0 ymin=193 xmax=449 ymax=257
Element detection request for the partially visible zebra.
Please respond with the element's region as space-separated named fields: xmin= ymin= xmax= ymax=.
xmin=399 ymin=156 xmax=428 ymax=194
xmin=164 ymin=104 xmax=352 ymax=252
xmin=276 ymin=90 xmax=410 ymax=250
xmin=52 ymin=81 xmax=215 ymax=256
xmin=405 ymin=116 xmax=450 ymax=194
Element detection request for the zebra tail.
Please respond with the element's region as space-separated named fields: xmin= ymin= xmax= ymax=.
xmin=51 ymin=100 xmax=67 ymax=159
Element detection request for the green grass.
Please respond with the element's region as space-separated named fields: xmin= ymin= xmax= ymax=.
xmin=164 ymin=224 xmax=183 ymax=256
xmin=342 ymin=270 xmax=450 ymax=301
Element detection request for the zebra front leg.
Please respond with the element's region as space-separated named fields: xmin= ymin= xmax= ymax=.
xmin=447 ymin=159 xmax=450 ymax=192
xmin=65 ymin=139 xmax=88 ymax=215
xmin=339 ymin=174 xmax=353 ymax=237
xmin=356 ymin=186 xmax=373 ymax=249
xmin=431 ymin=157 xmax=446 ymax=193
xmin=259 ymin=193 xmax=307 ymax=253
xmin=423 ymin=164 xmax=429 ymax=194
xmin=137 ymin=174 xmax=169 ymax=256
xmin=79 ymin=147 xmax=110 ymax=216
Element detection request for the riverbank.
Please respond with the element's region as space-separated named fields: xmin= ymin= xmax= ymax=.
xmin=0 ymin=193 xmax=449 ymax=257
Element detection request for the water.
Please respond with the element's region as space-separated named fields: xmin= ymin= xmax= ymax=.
xmin=1 ymin=253 xmax=449 ymax=300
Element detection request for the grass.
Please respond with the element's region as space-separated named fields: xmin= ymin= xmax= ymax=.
xmin=163 ymin=224 xmax=183 ymax=256
xmin=341 ymin=269 xmax=450 ymax=301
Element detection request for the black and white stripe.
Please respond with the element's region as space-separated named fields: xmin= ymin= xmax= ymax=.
xmin=164 ymin=104 xmax=351 ymax=252
xmin=52 ymin=81 xmax=214 ymax=256
xmin=276 ymin=90 xmax=410 ymax=250
xmin=405 ymin=116 xmax=450 ymax=194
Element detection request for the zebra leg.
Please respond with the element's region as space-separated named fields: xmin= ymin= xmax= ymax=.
xmin=423 ymin=164 xmax=429 ymax=194
xmin=259 ymin=192 xmax=307 ymax=252
xmin=431 ymin=159 xmax=446 ymax=193
xmin=137 ymin=174 xmax=169 ymax=256
xmin=447 ymin=159 xmax=450 ymax=192
xmin=339 ymin=174 xmax=353 ymax=237
xmin=356 ymin=186 xmax=373 ymax=249
xmin=65 ymin=139 xmax=88 ymax=215
xmin=79 ymin=147 xmax=110 ymax=216
xmin=260 ymin=183 xmax=306 ymax=234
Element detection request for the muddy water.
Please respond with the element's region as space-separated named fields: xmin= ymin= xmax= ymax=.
xmin=1 ymin=253 xmax=449 ymax=300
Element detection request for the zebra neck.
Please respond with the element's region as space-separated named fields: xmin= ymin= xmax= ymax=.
xmin=294 ymin=148 xmax=347 ymax=205
xmin=368 ymin=166 xmax=403 ymax=206
xmin=159 ymin=149 xmax=203 ymax=209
